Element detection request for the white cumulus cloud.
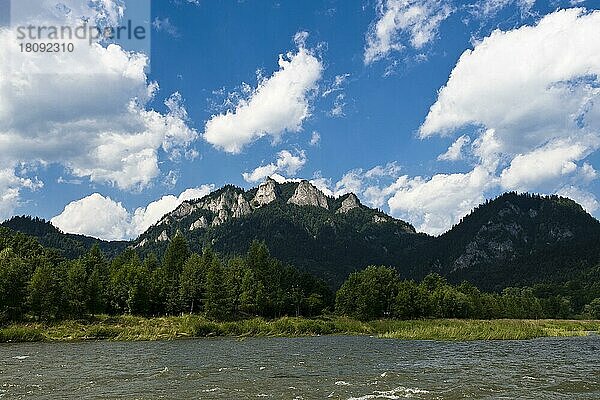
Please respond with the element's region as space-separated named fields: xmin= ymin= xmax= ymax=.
xmin=387 ymin=166 xmax=494 ymax=235
xmin=312 ymin=162 xmax=494 ymax=235
xmin=0 ymin=169 xmax=43 ymax=221
xmin=412 ymin=8 xmax=600 ymax=229
xmin=420 ymin=8 xmax=600 ymax=151
xmin=51 ymin=194 xmax=131 ymax=241
xmin=500 ymin=139 xmax=595 ymax=191
xmin=203 ymin=34 xmax=323 ymax=153
xmin=0 ymin=2 xmax=198 ymax=217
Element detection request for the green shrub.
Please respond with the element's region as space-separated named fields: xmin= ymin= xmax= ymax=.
xmin=584 ymin=298 xmax=600 ymax=319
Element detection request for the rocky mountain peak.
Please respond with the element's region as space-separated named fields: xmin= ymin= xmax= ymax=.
xmin=252 ymin=178 xmax=280 ymax=207
xmin=200 ymin=186 xmax=239 ymax=213
xmin=336 ymin=193 xmax=361 ymax=213
xmin=288 ymin=180 xmax=329 ymax=210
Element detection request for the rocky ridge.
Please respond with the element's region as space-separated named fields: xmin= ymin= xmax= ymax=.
xmin=143 ymin=178 xmax=407 ymax=243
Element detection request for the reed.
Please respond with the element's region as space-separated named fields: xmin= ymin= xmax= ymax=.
xmin=1 ymin=317 xmax=598 ymax=343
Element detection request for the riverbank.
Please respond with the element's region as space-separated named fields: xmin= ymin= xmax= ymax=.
xmin=1 ymin=316 xmax=598 ymax=343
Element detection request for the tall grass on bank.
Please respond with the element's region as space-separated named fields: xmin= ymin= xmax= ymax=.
xmin=0 ymin=316 xmax=598 ymax=343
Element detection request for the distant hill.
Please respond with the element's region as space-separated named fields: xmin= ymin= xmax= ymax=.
xmin=410 ymin=192 xmax=600 ymax=290
xmin=0 ymin=216 xmax=128 ymax=259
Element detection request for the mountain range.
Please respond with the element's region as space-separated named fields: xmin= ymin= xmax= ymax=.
xmin=3 ymin=178 xmax=600 ymax=290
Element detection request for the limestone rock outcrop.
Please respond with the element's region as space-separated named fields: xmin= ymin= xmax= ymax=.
xmin=372 ymin=215 xmax=389 ymax=224
xmin=133 ymin=238 xmax=148 ymax=249
xmin=233 ymin=194 xmax=252 ymax=218
xmin=252 ymin=178 xmax=279 ymax=207
xmin=157 ymin=230 xmax=169 ymax=242
xmin=211 ymin=209 xmax=229 ymax=227
xmin=288 ymin=181 xmax=329 ymax=209
xmin=337 ymin=193 xmax=361 ymax=213
xmin=172 ymin=201 xmax=195 ymax=218
xmin=199 ymin=189 xmax=237 ymax=214
xmin=190 ymin=216 xmax=208 ymax=231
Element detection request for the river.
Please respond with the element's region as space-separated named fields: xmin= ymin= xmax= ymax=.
xmin=1 ymin=335 xmax=599 ymax=399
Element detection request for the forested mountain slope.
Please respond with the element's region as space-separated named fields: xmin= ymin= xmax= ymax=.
xmin=133 ymin=179 xmax=424 ymax=285
xmin=408 ymin=193 xmax=600 ymax=290
xmin=1 ymin=216 xmax=128 ymax=259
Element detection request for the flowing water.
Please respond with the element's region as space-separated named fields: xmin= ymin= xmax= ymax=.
xmin=1 ymin=335 xmax=599 ymax=399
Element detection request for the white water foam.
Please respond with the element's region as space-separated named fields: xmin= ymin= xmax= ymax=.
xmin=348 ymin=386 xmax=429 ymax=400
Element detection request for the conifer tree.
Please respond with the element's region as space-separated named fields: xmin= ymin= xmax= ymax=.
xmin=179 ymin=253 xmax=205 ymax=314
xmin=162 ymin=233 xmax=191 ymax=314
xmin=205 ymin=258 xmax=231 ymax=320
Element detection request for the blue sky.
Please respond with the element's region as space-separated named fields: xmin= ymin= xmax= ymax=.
xmin=2 ymin=0 xmax=600 ymax=239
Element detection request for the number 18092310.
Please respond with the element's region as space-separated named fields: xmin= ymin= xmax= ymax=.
xmin=19 ymin=42 xmax=75 ymax=53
